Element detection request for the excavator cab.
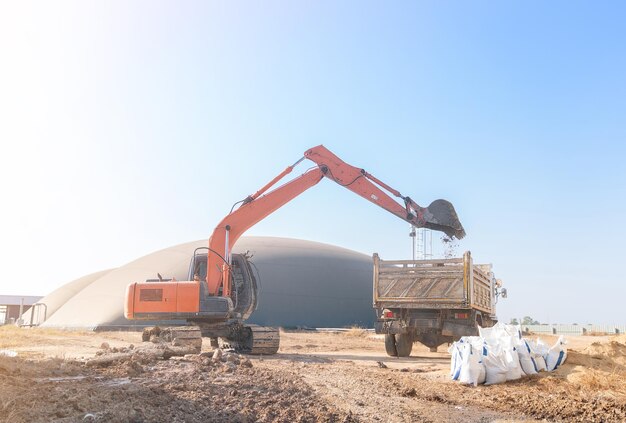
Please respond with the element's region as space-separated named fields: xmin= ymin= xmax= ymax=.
xmin=187 ymin=248 xmax=258 ymax=321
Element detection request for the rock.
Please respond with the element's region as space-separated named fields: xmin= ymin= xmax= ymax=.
xmin=212 ymin=348 xmax=223 ymax=361
xmin=241 ymin=359 xmax=253 ymax=368
xmin=401 ymin=387 xmax=417 ymax=397
xmin=125 ymin=360 xmax=144 ymax=376
xmin=86 ymin=352 xmax=134 ymax=367
xmin=100 ymin=342 xmax=110 ymax=350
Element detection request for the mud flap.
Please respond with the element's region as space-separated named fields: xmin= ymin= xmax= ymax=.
xmin=442 ymin=321 xmax=478 ymax=338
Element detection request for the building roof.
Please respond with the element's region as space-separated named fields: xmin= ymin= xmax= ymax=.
xmin=0 ymin=295 xmax=43 ymax=306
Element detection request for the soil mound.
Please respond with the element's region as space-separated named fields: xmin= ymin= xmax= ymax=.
xmin=554 ymin=335 xmax=626 ymax=400
xmin=567 ymin=337 xmax=626 ymax=371
xmin=0 ymin=352 xmax=357 ymax=423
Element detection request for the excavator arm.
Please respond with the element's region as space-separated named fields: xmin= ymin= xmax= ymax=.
xmin=207 ymin=145 xmax=465 ymax=296
xmin=305 ymin=146 xmax=465 ymax=238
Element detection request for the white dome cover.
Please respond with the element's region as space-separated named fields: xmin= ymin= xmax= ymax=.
xmin=36 ymin=237 xmax=374 ymax=329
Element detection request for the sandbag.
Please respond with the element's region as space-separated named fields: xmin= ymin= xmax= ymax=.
xmin=534 ymin=356 xmax=547 ymax=372
xmin=483 ymin=344 xmax=508 ymax=385
xmin=506 ymin=324 xmax=524 ymax=342
xmin=479 ymin=322 xmax=523 ymax=342
xmin=448 ymin=343 xmax=463 ymax=381
xmin=449 ymin=338 xmax=487 ymax=386
xmin=464 ymin=337 xmax=487 ymax=385
xmin=487 ymin=334 xmax=523 ymax=380
xmin=546 ymin=336 xmax=567 ymax=371
xmin=458 ymin=343 xmax=486 ymax=386
xmin=525 ymin=338 xmax=549 ymax=372
xmin=504 ymin=348 xmax=523 ymax=380
xmin=461 ymin=336 xmax=488 ymax=358
xmin=476 ymin=359 xmax=486 ymax=385
xmin=517 ymin=340 xmax=538 ymax=375
xmin=530 ymin=338 xmax=550 ymax=357
xmin=478 ymin=322 xmax=505 ymax=341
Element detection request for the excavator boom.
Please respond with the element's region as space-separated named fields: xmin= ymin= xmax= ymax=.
xmin=205 ymin=145 xmax=465 ymax=297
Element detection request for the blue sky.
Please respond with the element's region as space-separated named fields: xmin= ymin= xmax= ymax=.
xmin=1 ymin=1 xmax=625 ymax=324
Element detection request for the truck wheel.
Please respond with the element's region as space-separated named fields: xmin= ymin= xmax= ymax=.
xmin=384 ymin=334 xmax=398 ymax=357
xmin=395 ymin=333 xmax=413 ymax=357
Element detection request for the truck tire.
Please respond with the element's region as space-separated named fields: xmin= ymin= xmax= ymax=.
xmin=395 ymin=333 xmax=413 ymax=357
xmin=384 ymin=334 xmax=398 ymax=357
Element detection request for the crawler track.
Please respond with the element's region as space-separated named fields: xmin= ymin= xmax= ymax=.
xmin=246 ymin=325 xmax=280 ymax=355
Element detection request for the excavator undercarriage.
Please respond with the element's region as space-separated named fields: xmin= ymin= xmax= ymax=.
xmin=217 ymin=324 xmax=281 ymax=355
xmin=141 ymin=323 xmax=280 ymax=355
xmin=139 ymin=253 xmax=279 ymax=354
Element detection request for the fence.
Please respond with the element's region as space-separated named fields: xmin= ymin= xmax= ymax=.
xmin=522 ymin=324 xmax=626 ymax=336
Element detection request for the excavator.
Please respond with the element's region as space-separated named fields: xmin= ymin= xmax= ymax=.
xmin=125 ymin=145 xmax=465 ymax=354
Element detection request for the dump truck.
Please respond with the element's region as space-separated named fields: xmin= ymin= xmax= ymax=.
xmin=373 ymin=251 xmax=506 ymax=356
xmin=125 ymin=145 xmax=465 ymax=354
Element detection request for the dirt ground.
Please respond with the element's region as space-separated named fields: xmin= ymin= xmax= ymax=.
xmin=1 ymin=326 xmax=625 ymax=423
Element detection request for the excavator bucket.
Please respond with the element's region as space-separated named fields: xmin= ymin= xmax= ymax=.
xmin=422 ymin=199 xmax=466 ymax=240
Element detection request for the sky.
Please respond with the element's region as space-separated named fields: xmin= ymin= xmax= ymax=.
xmin=1 ymin=1 xmax=625 ymax=325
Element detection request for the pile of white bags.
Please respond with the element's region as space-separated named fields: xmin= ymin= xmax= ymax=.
xmin=448 ymin=322 xmax=567 ymax=386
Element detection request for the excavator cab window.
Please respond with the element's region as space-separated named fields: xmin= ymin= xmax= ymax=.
xmin=194 ymin=259 xmax=207 ymax=282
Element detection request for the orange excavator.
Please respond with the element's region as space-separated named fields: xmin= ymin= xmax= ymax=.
xmin=125 ymin=145 xmax=465 ymax=354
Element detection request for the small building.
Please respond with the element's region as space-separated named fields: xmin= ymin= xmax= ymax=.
xmin=0 ymin=295 xmax=43 ymax=325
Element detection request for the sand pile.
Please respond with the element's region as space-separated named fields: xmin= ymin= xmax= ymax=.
xmin=556 ymin=335 xmax=626 ymax=396
xmin=582 ymin=340 xmax=626 ymax=364
xmin=567 ymin=336 xmax=626 ymax=370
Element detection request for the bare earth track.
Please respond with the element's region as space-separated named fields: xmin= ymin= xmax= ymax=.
xmin=1 ymin=326 xmax=625 ymax=422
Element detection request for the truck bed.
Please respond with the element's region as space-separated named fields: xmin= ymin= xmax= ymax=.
xmin=373 ymin=252 xmax=494 ymax=314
